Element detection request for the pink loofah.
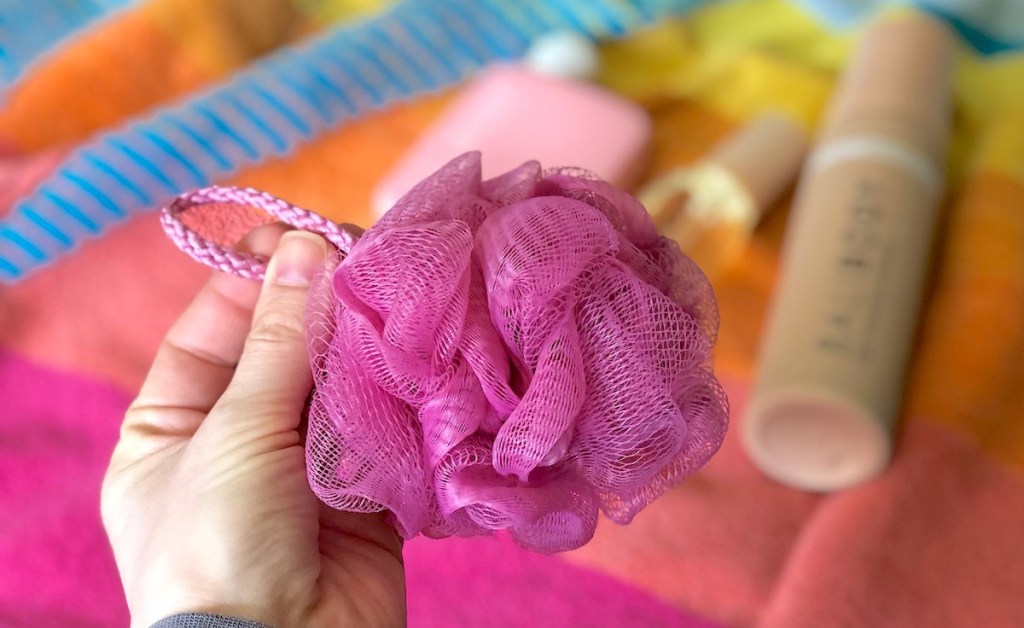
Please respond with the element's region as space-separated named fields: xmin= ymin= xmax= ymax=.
xmin=163 ymin=152 xmax=728 ymax=552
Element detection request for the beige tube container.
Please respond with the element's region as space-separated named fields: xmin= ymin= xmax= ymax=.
xmin=743 ymin=15 xmax=954 ymax=491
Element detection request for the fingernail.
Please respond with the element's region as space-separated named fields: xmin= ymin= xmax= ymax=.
xmin=268 ymin=231 xmax=328 ymax=286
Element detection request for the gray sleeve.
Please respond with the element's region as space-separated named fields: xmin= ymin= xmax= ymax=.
xmin=149 ymin=613 xmax=274 ymax=628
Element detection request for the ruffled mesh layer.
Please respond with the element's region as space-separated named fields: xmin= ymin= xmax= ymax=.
xmin=305 ymin=152 xmax=728 ymax=552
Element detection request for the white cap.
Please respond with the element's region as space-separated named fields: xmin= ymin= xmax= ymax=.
xmin=523 ymin=31 xmax=601 ymax=81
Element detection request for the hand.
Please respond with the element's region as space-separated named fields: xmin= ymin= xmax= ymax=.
xmin=102 ymin=226 xmax=405 ymax=628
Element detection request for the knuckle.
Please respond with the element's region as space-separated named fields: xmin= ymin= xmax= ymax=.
xmin=247 ymin=301 xmax=307 ymax=346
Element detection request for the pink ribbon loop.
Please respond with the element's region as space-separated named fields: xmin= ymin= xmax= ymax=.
xmin=161 ymin=185 xmax=357 ymax=280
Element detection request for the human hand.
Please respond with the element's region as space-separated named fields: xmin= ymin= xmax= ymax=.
xmin=102 ymin=226 xmax=405 ymax=628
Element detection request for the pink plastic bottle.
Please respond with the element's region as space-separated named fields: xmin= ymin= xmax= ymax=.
xmin=372 ymin=33 xmax=652 ymax=216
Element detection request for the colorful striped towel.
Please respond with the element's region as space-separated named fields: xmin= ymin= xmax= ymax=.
xmin=1 ymin=0 xmax=1022 ymax=626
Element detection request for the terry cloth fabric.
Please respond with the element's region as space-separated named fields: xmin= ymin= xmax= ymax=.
xmin=1 ymin=0 xmax=1022 ymax=626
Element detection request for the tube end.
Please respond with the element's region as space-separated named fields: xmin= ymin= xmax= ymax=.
xmin=743 ymin=390 xmax=892 ymax=492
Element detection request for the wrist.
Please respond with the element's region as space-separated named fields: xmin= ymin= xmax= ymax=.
xmin=148 ymin=612 xmax=275 ymax=628
xmin=127 ymin=562 xmax=298 ymax=628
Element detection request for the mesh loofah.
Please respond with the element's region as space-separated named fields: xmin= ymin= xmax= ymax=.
xmin=163 ymin=152 xmax=728 ymax=553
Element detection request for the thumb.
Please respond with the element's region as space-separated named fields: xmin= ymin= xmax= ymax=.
xmin=207 ymin=230 xmax=330 ymax=436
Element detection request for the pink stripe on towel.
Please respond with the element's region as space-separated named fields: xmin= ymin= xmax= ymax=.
xmin=0 ymin=349 xmax=719 ymax=627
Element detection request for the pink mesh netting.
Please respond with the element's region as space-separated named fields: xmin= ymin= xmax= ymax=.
xmin=163 ymin=151 xmax=729 ymax=553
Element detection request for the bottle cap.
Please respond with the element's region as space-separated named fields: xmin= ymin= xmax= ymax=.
xmin=523 ymin=31 xmax=601 ymax=81
xmin=706 ymin=113 xmax=807 ymax=216
xmin=821 ymin=15 xmax=954 ymax=159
